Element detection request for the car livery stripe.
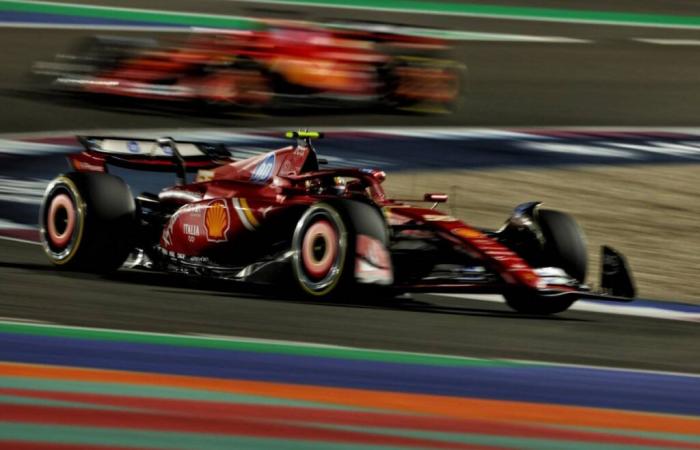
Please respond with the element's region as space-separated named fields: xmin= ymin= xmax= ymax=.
xmin=232 ymin=197 xmax=256 ymax=231
xmin=238 ymin=197 xmax=260 ymax=228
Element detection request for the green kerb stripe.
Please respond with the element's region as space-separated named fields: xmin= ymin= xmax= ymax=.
xmin=553 ymin=425 xmax=700 ymax=445
xmin=0 ymin=376 xmax=375 ymax=411
xmin=0 ymin=0 xmax=263 ymax=29
xmin=227 ymin=0 xmax=700 ymax=28
xmin=315 ymin=424 xmax=681 ymax=450
xmin=0 ymin=321 xmax=523 ymax=368
xmin=0 ymin=423 xmax=416 ymax=450
xmin=3 ymin=0 xmax=700 ymax=29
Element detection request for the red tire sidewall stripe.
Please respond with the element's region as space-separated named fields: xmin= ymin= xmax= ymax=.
xmin=46 ymin=193 xmax=76 ymax=248
xmin=301 ymin=219 xmax=338 ymax=279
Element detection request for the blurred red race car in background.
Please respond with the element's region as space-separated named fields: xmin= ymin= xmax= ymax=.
xmin=31 ymin=21 xmax=464 ymax=113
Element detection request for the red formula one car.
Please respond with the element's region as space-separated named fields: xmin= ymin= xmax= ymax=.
xmin=39 ymin=132 xmax=635 ymax=314
xmin=31 ymin=21 xmax=463 ymax=112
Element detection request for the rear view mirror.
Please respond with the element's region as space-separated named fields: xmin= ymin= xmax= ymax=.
xmin=424 ymin=193 xmax=448 ymax=203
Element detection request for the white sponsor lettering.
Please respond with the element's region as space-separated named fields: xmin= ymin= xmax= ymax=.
xmin=183 ymin=224 xmax=200 ymax=236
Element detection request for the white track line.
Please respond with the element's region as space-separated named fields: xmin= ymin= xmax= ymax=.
xmin=0 ymin=22 xmax=190 ymax=32
xmin=6 ymin=0 xmax=696 ymax=32
xmin=2 ymin=0 xmax=260 ymax=22
xmin=329 ymin=25 xmax=591 ymax=43
xmin=571 ymin=301 xmax=700 ymax=322
xmin=0 ymin=0 xmax=592 ymax=43
xmin=0 ymin=22 xmax=592 ymax=43
xmin=634 ymin=38 xmax=700 ymax=46
xmin=439 ymin=293 xmax=700 ymax=322
xmin=225 ymin=0 xmax=700 ymax=31
xmin=0 ymin=316 xmax=52 ymax=324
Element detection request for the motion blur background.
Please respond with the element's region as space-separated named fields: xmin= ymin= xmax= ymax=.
xmin=1 ymin=0 xmax=698 ymax=301
xmin=0 ymin=1 xmax=699 ymax=449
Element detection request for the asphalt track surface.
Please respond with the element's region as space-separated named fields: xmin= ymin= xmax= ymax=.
xmin=1 ymin=238 xmax=698 ymax=374
xmin=0 ymin=1 xmax=699 ymax=376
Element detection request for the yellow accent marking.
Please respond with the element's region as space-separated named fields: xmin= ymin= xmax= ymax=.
xmin=239 ymin=198 xmax=260 ymax=228
xmin=285 ymin=130 xmax=322 ymax=139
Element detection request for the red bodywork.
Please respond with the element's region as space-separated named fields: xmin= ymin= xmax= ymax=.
xmin=47 ymin=23 xmax=461 ymax=108
xmin=69 ymin=136 xmax=575 ymax=294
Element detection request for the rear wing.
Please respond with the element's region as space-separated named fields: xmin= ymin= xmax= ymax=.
xmin=70 ymin=136 xmax=233 ymax=177
xmin=78 ymin=136 xmax=232 ymax=161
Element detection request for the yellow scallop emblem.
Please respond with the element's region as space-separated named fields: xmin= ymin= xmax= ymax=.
xmin=205 ymin=200 xmax=229 ymax=241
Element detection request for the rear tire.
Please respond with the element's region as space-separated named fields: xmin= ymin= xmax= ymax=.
xmin=39 ymin=172 xmax=136 ymax=272
xmin=291 ymin=202 xmax=349 ymax=297
xmin=504 ymin=209 xmax=587 ymax=315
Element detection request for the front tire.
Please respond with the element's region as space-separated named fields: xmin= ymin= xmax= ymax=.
xmin=504 ymin=209 xmax=587 ymax=315
xmin=379 ymin=56 xmax=464 ymax=114
xmin=39 ymin=172 xmax=136 ymax=272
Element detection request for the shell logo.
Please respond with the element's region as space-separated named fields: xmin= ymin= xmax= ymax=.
xmin=205 ymin=199 xmax=230 ymax=242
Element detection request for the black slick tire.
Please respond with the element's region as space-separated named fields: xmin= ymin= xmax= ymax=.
xmin=504 ymin=209 xmax=587 ymax=315
xmin=39 ymin=172 xmax=136 ymax=272
xmin=290 ymin=199 xmax=390 ymax=300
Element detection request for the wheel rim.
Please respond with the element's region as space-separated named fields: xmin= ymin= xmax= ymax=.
xmin=301 ymin=219 xmax=338 ymax=280
xmin=292 ymin=206 xmax=347 ymax=296
xmin=40 ymin=178 xmax=85 ymax=264
xmin=46 ymin=193 xmax=75 ymax=248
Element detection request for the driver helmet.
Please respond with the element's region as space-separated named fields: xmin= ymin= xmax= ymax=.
xmin=305 ymin=176 xmax=346 ymax=195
